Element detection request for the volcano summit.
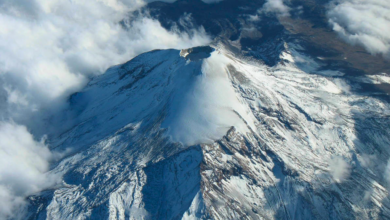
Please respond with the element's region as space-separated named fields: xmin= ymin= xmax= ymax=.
xmin=2 ymin=0 xmax=389 ymax=220
xmin=26 ymin=43 xmax=390 ymax=219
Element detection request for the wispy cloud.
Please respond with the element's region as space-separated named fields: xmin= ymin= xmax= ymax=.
xmin=329 ymin=156 xmax=351 ymax=183
xmin=260 ymin=0 xmax=291 ymax=17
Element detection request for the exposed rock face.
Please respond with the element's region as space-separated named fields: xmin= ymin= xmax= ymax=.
xmin=26 ymin=45 xmax=390 ymax=219
xmin=180 ymin=46 xmax=215 ymax=61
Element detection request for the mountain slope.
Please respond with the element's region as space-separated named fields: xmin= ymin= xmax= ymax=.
xmin=27 ymin=44 xmax=390 ymax=220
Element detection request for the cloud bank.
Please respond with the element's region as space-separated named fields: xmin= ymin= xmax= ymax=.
xmin=0 ymin=0 xmax=211 ymax=218
xmin=0 ymin=122 xmax=54 ymax=219
xmin=0 ymin=0 xmax=210 ymax=123
xmin=327 ymin=0 xmax=390 ymax=59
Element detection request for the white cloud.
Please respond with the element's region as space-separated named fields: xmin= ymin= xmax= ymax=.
xmin=0 ymin=122 xmax=55 ymax=219
xmin=329 ymin=156 xmax=351 ymax=183
xmin=0 ymin=0 xmax=211 ymax=218
xmin=163 ymin=52 xmax=255 ymax=145
xmin=261 ymin=0 xmax=291 ymax=17
xmin=327 ymin=0 xmax=390 ymax=59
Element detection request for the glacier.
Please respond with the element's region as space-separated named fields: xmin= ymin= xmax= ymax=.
xmin=25 ymin=43 xmax=390 ymax=220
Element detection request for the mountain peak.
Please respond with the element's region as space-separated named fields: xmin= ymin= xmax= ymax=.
xmin=27 ymin=45 xmax=390 ymax=220
xmin=180 ymin=46 xmax=215 ymax=61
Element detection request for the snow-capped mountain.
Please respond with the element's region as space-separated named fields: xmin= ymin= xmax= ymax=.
xmin=1 ymin=0 xmax=390 ymax=219
xmin=26 ymin=42 xmax=390 ymax=219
